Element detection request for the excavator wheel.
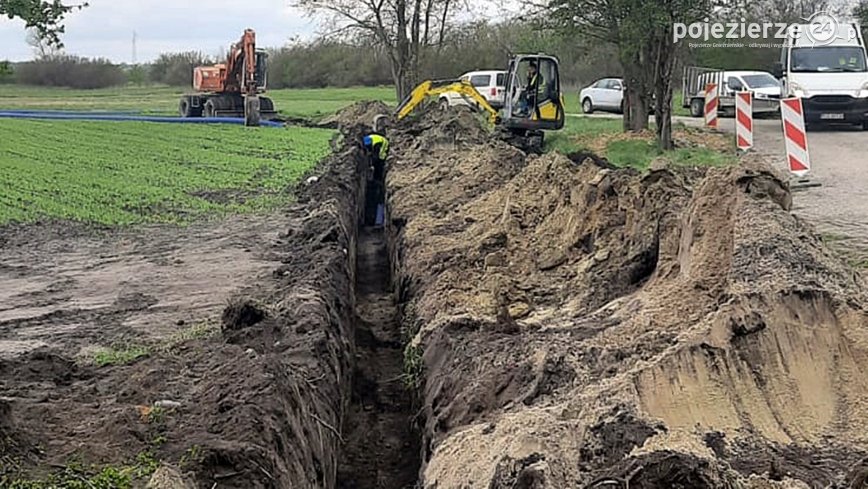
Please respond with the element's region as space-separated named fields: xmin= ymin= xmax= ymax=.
xmin=203 ymin=99 xmax=218 ymax=118
xmin=259 ymin=97 xmax=275 ymax=113
xmin=179 ymin=96 xmax=203 ymax=118
xmin=245 ymin=96 xmax=261 ymax=127
xmin=179 ymin=97 xmax=192 ymax=118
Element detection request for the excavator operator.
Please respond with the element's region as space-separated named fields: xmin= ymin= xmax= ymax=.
xmin=519 ymin=61 xmax=545 ymax=117
xmin=362 ymin=133 xmax=389 ymax=226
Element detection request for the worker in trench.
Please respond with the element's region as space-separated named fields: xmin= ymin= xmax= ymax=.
xmin=362 ymin=132 xmax=389 ymax=227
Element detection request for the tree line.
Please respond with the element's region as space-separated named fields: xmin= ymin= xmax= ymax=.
xmin=4 ymin=0 xmax=867 ymax=148
xmin=0 ymin=21 xmax=621 ymax=90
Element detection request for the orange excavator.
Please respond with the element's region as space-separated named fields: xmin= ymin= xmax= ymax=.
xmin=179 ymin=29 xmax=275 ymax=126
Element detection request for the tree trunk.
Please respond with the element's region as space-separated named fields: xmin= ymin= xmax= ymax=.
xmin=622 ymin=50 xmax=650 ymax=132
xmin=624 ymin=81 xmax=650 ymax=132
xmin=392 ymin=68 xmax=405 ymax=103
xmin=394 ymin=0 xmax=412 ymax=101
xmin=622 ymin=88 xmax=632 ymax=132
xmin=652 ymin=27 xmax=676 ymax=150
xmin=437 ymin=0 xmax=450 ymax=50
xmin=629 ymin=95 xmax=649 ymax=131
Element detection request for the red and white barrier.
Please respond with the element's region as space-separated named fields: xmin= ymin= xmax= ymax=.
xmin=735 ymin=92 xmax=753 ymax=150
xmin=781 ymin=98 xmax=811 ymax=177
xmin=704 ymin=83 xmax=719 ymax=128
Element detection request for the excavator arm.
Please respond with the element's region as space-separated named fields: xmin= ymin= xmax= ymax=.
xmin=240 ymin=29 xmax=256 ymax=95
xmin=396 ymin=80 xmax=500 ymax=125
xmin=221 ymin=29 xmax=257 ymax=94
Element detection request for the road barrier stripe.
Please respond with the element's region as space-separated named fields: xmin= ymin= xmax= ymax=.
xmin=780 ymin=97 xmax=811 ymax=176
xmin=783 ymin=120 xmax=807 ymax=151
xmin=735 ymin=91 xmax=753 ymax=150
xmin=704 ymin=83 xmax=718 ymax=128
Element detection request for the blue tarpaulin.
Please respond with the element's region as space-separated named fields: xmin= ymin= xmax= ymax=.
xmin=0 ymin=110 xmax=285 ymax=128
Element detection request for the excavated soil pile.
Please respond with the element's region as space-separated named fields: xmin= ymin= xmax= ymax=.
xmin=319 ymin=100 xmax=392 ymax=130
xmin=386 ymin=108 xmax=868 ymax=488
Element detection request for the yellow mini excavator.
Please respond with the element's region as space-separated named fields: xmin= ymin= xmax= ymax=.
xmin=394 ymin=54 xmax=565 ymax=153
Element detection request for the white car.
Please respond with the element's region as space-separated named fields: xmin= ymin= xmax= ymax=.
xmin=579 ymin=78 xmax=625 ymax=114
xmin=440 ymin=70 xmax=506 ymax=109
xmin=723 ymin=71 xmax=781 ymax=99
xmin=687 ymin=70 xmax=781 ymax=117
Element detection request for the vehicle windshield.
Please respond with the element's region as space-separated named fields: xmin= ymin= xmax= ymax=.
xmin=742 ymin=74 xmax=778 ymax=88
xmin=790 ymin=47 xmax=867 ymax=72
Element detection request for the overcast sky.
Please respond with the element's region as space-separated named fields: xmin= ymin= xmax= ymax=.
xmin=0 ymin=0 xmax=320 ymax=62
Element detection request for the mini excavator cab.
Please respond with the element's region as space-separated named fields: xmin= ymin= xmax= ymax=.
xmin=502 ymin=54 xmax=565 ymax=138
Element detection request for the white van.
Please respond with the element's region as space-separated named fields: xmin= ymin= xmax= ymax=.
xmin=440 ymin=70 xmax=507 ymax=109
xmin=776 ymin=22 xmax=868 ymax=127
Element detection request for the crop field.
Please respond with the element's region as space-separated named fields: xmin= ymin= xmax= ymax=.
xmin=0 ymin=85 xmax=396 ymax=118
xmin=0 ymin=119 xmax=334 ymax=225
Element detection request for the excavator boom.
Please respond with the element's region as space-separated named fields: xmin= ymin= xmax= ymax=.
xmin=396 ymin=79 xmax=500 ymax=125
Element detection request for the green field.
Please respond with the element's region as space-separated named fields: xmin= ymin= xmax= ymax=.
xmin=0 ymin=119 xmax=334 ymax=225
xmin=546 ymin=116 xmax=735 ymax=169
xmin=0 ymin=85 xmax=729 ymax=227
xmin=0 ymin=85 xmax=396 ymax=118
xmin=0 ymin=85 xmax=391 ymax=227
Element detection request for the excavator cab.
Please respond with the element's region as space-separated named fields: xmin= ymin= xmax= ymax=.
xmin=503 ymin=55 xmax=565 ymax=132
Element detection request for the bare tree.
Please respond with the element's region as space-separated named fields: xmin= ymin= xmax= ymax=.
xmin=26 ymin=28 xmax=59 ymax=59
xmin=293 ymin=0 xmax=458 ymax=100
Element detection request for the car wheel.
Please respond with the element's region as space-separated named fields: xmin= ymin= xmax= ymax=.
xmin=582 ymin=98 xmax=594 ymax=114
xmin=862 ymin=120 xmax=868 ymax=131
xmin=439 ymin=98 xmax=450 ymax=111
xmin=690 ymin=98 xmax=704 ymax=118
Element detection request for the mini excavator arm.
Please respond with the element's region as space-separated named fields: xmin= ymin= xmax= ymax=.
xmin=395 ymin=80 xmax=500 ymax=125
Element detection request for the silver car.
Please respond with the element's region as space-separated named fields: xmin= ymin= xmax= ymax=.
xmin=579 ymin=78 xmax=624 ymax=114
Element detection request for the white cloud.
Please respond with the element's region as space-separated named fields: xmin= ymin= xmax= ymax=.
xmin=0 ymin=0 xmax=320 ymax=62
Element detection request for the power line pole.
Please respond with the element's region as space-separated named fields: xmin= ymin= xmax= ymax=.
xmin=132 ymin=30 xmax=138 ymax=64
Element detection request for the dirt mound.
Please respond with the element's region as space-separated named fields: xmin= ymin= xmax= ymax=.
xmin=320 ymin=100 xmax=392 ymax=130
xmin=395 ymin=104 xmax=493 ymax=147
xmin=385 ymin=112 xmax=868 ymax=487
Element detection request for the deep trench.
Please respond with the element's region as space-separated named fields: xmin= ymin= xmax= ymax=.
xmin=336 ymin=220 xmax=422 ymax=488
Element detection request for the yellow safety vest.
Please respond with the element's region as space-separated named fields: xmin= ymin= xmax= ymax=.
xmin=369 ymin=134 xmax=389 ymax=160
